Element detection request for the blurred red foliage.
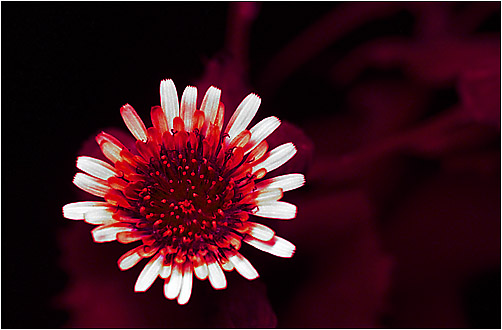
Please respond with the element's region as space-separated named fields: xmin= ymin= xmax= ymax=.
xmin=58 ymin=2 xmax=500 ymax=328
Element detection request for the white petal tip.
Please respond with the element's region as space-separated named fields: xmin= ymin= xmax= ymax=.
xmin=247 ymin=222 xmax=275 ymax=241
xmin=229 ymin=253 xmax=260 ymax=280
xmin=253 ymin=143 xmax=297 ymax=174
xmin=134 ymin=284 xmax=148 ymax=292
xmin=207 ymin=261 xmax=227 ymax=290
xmin=164 ymin=262 xmax=183 ymax=300
xmin=244 ymin=236 xmax=296 ymax=258
xmin=91 ymin=225 xmax=131 ymax=243
xmin=161 ymin=78 xmax=175 ymax=86
xmin=120 ymin=104 xmax=148 ymax=141
xmin=254 ymin=201 xmax=297 ymax=220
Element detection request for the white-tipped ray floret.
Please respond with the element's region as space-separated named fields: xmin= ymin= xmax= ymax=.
xmin=76 ymin=156 xmax=118 ymax=181
xmin=244 ymin=235 xmax=296 ymax=258
xmin=246 ymin=222 xmax=275 ymax=241
xmin=73 ymin=173 xmax=112 ymax=198
xmin=221 ymin=259 xmax=234 ymax=271
xmin=200 ymin=86 xmax=221 ymax=133
xmin=99 ymin=141 xmax=123 ymax=164
xmin=118 ymin=247 xmax=143 ymax=271
xmin=135 ymin=253 xmax=163 ymax=292
xmin=252 ymin=142 xmax=297 ymax=174
xmin=225 ymin=93 xmax=261 ymax=142
xmin=83 ymin=208 xmax=118 ymax=225
xmin=226 ymin=252 xmax=259 ymax=280
xmin=180 ymin=86 xmax=198 ymax=132
xmin=254 ymin=201 xmax=297 ymax=219
xmin=164 ymin=262 xmax=183 ymax=300
xmin=91 ymin=223 xmax=133 ymax=243
xmin=245 ymin=116 xmax=281 ymax=153
xmin=160 ymin=79 xmax=180 ymax=131
xmin=206 ymin=258 xmax=227 ymax=289
xmin=159 ymin=262 xmax=172 ymax=279
xmin=62 ymin=201 xmax=110 ymax=220
xmin=120 ymin=104 xmax=148 ymax=142
xmin=194 ymin=261 xmax=209 ymax=280
xmin=95 ymin=132 xmax=126 ymax=163
xmin=253 ymin=188 xmax=283 ymax=205
xmin=95 ymin=131 xmax=126 ymax=148
xmin=256 ymin=173 xmax=305 ymax=192
xmin=177 ymin=263 xmax=194 ymax=305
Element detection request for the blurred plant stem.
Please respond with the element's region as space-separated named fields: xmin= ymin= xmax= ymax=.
xmin=310 ymin=107 xmax=497 ymax=185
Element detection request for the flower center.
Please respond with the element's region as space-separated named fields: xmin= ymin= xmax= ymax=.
xmin=131 ymin=139 xmax=250 ymax=258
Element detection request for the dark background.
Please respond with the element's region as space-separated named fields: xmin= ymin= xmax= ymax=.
xmin=2 ymin=2 xmax=500 ymax=328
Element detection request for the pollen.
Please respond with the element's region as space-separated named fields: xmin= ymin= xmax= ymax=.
xmin=133 ymin=146 xmax=253 ymax=255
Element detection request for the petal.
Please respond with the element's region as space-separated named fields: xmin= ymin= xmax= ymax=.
xmin=120 ymin=104 xmax=148 ymax=142
xmin=76 ymin=156 xmax=118 ymax=180
xmin=99 ymin=141 xmax=123 ymax=164
xmin=225 ymin=93 xmax=261 ymax=142
xmin=221 ymin=259 xmax=234 ymax=271
xmin=244 ymin=235 xmax=296 ymax=258
xmin=104 ymin=190 xmax=131 ymax=209
xmin=95 ymin=131 xmax=126 ymax=149
xmin=177 ymin=263 xmax=193 ymax=305
xmin=227 ymin=252 xmax=259 ymax=280
xmin=73 ymin=173 xmax=111 ymax=198
xmin=91 ymin=223 xmax=133 ymax=243
xmin=246 ymin=222 xmax=275 ymax=241
xmin=228 ymin=130 xmax=251 ymax=150
xmin=118 ymin=246 xmax=144 ymax=270
xmin=95 ymin=132 xmax=126 ymax=163
xmin=194 ymin=260 xmax=208 ymax=280
xmin=159 ymin=260 xmax=172 ymax=279
xmin=245 ymin=116 xmax=281 ymax=154
xmin=200 ymin=86 xmax=221 ymax=132
xmin=147 ymin=125 xmax=162 ymax=146
xmin=247 ymin=140 xmax=268 ymax=163
xmin=192 ymin=110 xmax=205 ymax=131
xmin=255 ymin=173 xmax=305 ymax=192
xmin=252 ymin=143 xmax=297 ymax=174
xmin=134 ymin=253 xmax=163 ymax=292
xmin=212 ymin=102 xmax=225 ymax=134
xmin=254 ymin=188 xmax=283 ymax=205
xmin=173 ymin=116 xmax=185 ymax=132
xmin=62 ymin=201 xmax=110 ymax=220
xmin=180 ymin=86 xmax=197 ymax=132
xmin=164 ymin=261 xmax=183 ymax=300
xmin=107 ymin=176 xmax=128 ymax=191
xmin=160 ymin=79 xmax=180 ymax=131
xmin=83 ymin=208 xmax=118 ymax=225
xmin=254 ymin=201 xmax=297 ymax=219
xmin=206 ymin=256 xmax=227 ymax=290
xmin=200 ymin=86 xmax=221 ymax=127
xmin=116 ymin=231 xmax=144 ymax=244
xmin=151 ymin=105 xmax=169 ymax=135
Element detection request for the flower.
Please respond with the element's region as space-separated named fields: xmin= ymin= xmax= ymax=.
xmin=62 ymin=79 xmax=304 ymax=305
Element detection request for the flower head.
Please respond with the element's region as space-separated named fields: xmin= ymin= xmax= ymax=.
xmin=63 ymin=79 xmax=304 ymax=305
